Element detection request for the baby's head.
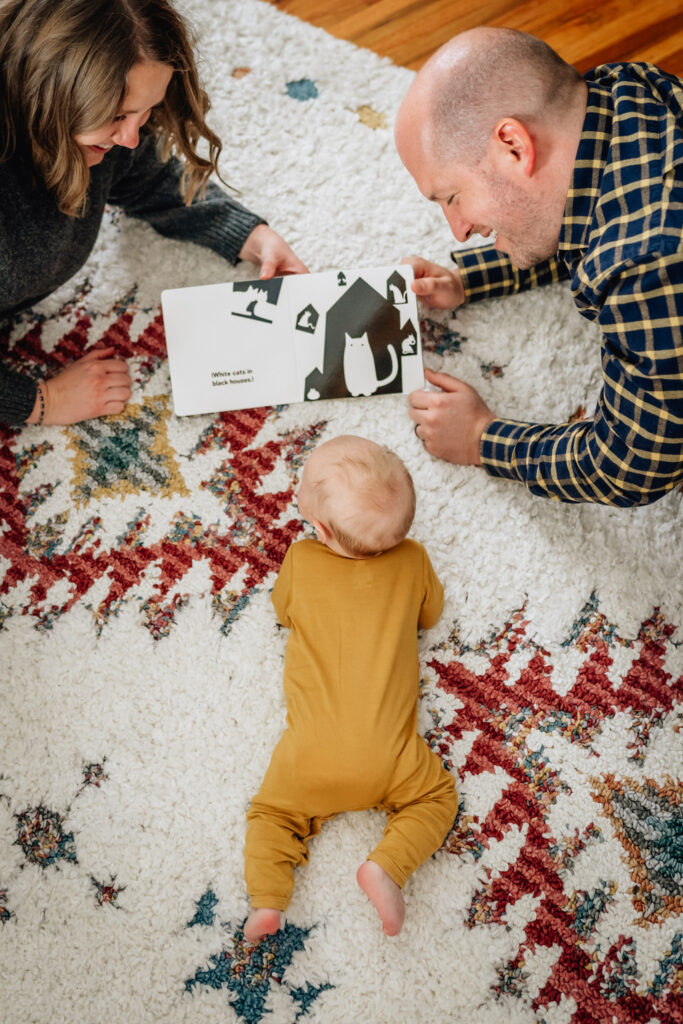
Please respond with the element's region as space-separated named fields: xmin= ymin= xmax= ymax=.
xmin=297 ymin=435 xmax=416 ymax=558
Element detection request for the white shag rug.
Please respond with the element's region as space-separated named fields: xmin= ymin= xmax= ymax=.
xmin=1 ymin=3 xmax=682 ymax=1022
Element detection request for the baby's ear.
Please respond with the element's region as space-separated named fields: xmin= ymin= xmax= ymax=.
xmin=313 ymin=519 xmax=330 ymax=545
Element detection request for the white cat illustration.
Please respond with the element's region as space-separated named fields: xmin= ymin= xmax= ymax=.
xmin=343 ymin=332 xmax=399 ymax=397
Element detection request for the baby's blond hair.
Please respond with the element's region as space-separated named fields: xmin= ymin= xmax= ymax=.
xmin=311 ymin=436 xmax=415 ymax=557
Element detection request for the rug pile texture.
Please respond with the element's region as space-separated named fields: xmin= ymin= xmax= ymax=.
xmin=1 ymin=2 xmax=682 ymax=1021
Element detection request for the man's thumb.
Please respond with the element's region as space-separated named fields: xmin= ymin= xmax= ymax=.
xmin=424 ymin=367 xmax=462 ymax=392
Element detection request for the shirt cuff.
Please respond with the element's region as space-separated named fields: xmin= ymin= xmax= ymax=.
xmin=452 ymin=247 xmax=569 ymax=303
xmin=479 ymin=418 xmax=537 ymax=482
xmin=451 ymin=245 xmax=515 ymax=303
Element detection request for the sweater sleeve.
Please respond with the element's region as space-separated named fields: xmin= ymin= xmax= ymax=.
xmin=106 ymin=135 xmax=266 ymax=265
xmin=0 ymin=363 xmax=37 ymax=425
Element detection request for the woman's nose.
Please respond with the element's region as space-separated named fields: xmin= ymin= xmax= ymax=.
xmin=112 ymin=120 xmax=140 ymax=149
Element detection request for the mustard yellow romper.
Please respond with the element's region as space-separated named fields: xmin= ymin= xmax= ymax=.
xmin=244 ymin=538 xmax=458 ymax=911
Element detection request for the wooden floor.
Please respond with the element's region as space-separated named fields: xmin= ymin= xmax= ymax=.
xmin=266 ymin=0 xmax=683 ymax=74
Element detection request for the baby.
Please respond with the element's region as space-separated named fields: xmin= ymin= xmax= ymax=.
xmin=243 ymin=434 xmax=458 ymax=942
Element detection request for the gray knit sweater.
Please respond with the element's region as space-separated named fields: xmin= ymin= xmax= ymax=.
xmin=0 ymin=135 xmax=265 ymax=423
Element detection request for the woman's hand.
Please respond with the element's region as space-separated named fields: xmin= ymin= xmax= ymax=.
xmin=239 ymin=224 xmax=309 ymax=278
xmin=27 ymin=347 xmax=132 ymax=426
xmin=400 ymin=255 xmax=465 ymax=309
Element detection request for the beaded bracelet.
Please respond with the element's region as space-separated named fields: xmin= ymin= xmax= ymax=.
xmin=35 ymin=382 xmax=45 ymax=426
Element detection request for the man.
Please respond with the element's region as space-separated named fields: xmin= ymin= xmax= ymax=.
xmin=395 ymin=27 xmax=683 ymax=506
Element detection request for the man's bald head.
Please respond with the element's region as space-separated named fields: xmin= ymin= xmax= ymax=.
xmin=398 ymin=27 xmax=582 ymax=169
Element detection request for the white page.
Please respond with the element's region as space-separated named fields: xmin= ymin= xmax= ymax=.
xmin=162 ymin=279 xmax=298 ymax=416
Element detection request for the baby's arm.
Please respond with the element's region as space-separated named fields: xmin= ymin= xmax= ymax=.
xmin=271 ymin=546 xmax=293 ymax=627
xmin=418 ymin=548 xmax=445 ymax=630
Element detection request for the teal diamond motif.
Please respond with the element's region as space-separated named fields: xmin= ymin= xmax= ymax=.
xmin=185 ymin=894 xmax=334 ymax=1023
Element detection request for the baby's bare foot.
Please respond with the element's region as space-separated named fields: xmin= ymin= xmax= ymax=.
xmin=243 ymin=908 xmax=282 ymax=943
xmin=356 ymin=860 xmax=405 ymax=936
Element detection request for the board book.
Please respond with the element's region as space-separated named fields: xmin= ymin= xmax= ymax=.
xmin=161 ymin=264 xmax=422 ymax=415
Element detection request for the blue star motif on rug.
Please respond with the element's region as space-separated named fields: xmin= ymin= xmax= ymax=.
xmin=187 ymin=888 xmax=219 ymax=928
xmin=185 ymin=890 xmax=333 ymax=1022
xmin=286 ymin=78 xmax=318 ymax=101
xmin=290 ymin=982 xmax=334 ymax=1019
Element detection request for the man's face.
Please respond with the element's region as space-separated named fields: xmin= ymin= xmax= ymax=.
xmin=450 ymin=162 xmax=560 ymax=269
xmin=395 ymin=110 xmax=560 ymax=269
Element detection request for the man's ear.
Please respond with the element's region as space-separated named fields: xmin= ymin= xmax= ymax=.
xmin=490 ymin=118 xmax=536 ymax=177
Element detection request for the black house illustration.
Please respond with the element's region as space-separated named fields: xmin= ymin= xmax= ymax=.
xmin=386 ymin=270 xmax=408 ymax=305
xmin=233 ymin=278 xmax=283 ymax=305
xmin=296 ymin=303 xmax=319 ymax=333
xmin=231 ymin=277 xmax=284 ymax=324
xmin=303 ymin=276 xmax=417 ymax=400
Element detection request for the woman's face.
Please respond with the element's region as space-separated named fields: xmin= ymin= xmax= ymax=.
xmin=74 ymin=61 xmax=173 ymax=167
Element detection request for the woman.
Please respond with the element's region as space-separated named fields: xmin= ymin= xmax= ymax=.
xmin=0 ymin=0 xmax=307 ymax=426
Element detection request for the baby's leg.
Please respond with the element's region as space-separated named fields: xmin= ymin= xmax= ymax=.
xmin=373 ymin=774 xmax=457 ymax=884
xmin=361 ymin=744 xmax=458 ymax=930
xmin=356 ymin=860 xmax=405 ymax=936
xmin=244 ymin=800 xmax=322 ymax=941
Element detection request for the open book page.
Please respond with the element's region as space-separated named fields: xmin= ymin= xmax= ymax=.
xmin=162 ymin=264 xmax=422 ymax=415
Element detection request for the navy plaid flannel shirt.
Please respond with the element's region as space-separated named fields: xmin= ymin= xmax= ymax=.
xmin=452 ymin=62 xmax=683 ymax=506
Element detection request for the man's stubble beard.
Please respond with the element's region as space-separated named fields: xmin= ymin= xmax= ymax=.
xmin=483 ymin=167 xmax=561 ymax=269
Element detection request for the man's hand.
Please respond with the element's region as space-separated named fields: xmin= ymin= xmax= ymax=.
xmin=239 ymin=224 xmax=309 ymax=278
xmin=410 ymin=368 xmax=495 ymax=465
xmin=400 ymin=256 xmax=465 ymax=309
xmin=26 ymin=347 xmax=132 ymax=426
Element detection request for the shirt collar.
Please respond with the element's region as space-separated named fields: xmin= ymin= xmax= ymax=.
xmin=558 ymin=79 xmax=614 ymax=255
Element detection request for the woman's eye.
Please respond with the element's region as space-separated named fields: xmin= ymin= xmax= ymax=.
xmin=113 ymin=114 xmax=126 ymax=123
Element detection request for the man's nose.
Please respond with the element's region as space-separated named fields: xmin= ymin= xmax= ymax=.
xmin=442 ymin=204 xmax=474 ymax=243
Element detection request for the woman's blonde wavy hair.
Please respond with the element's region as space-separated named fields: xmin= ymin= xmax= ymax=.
xmin=0 ymin=0 xmax=224 ymax=216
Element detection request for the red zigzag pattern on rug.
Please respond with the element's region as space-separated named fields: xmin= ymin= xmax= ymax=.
xmin=430 ymin=606 xmax=682 ymax=1022
xmin=0 ymin=306 xmax=324 ymax=636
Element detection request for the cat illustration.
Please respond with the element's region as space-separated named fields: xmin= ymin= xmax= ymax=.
xmin=343 ymin=332 xmax=399 ymax=397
